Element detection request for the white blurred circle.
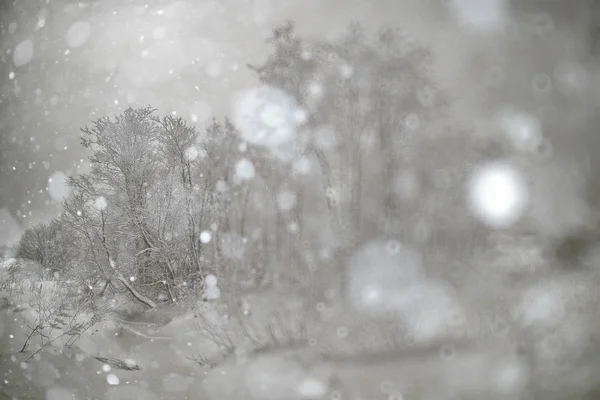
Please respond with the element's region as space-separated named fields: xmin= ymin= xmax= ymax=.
xmin=276 ymin=190 xmax=297 ymax=212
xmin=234 ymin=158 xmax=255 ymax=181
xmin=184 ymin=146 xmax=199 ymax=162
xmin=361 ymin=285 xmax=384 ymax=307
xmin=200 ymin=230 xmax=212 ymax=244
xmin=66 ymin=21 xmax=92 ymax=48
xmin=554 ymin=62 xmax=589 ymax=95
xmin=94 ymin=196 xmax=107 ymax=211
xmin=47 ymin=171 xmax=71 ymax=202
xmin=13 ymin=39 xmax=33 ymax=67
xmin=204 ymin=274 xmax=218 ymax=287
xmin=340 ymin=64 xmax=354 ymax=79
xmin=467 ymin=162 xmax=528 ymax=228
xmin=107 ymin=373 xmax=120 ymax=385
xmin=297 ymin=377 xmax=328 ymax=399
xmin=203 ymin=285 xmax=220 ymax=300
xmin=498 ymin=108 xmax=543 ymax=153
xmin=449 ymin=0 xmax=510 ymax=33
xmin=308 ymin=82 xmax=324 ymax=98
xmin=232 ymin=86 xmax=306 ymax=160
xmin=346 ymin=241 xmax=424 ymax=316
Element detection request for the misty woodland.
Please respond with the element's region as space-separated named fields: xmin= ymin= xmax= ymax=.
xmin=3 ymin=7 xmax=600 ymax=400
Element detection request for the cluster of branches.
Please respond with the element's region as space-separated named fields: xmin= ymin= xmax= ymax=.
xmin=14 ymin=272 xmax=109 ymax=359
xmin=14 ymin=21 xmax=487 ymax=311
xmin=14 ymin=219 xmax=71 ymax=275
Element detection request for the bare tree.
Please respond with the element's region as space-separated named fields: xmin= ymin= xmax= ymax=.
xmin=18 ymin=275 xmax=108 ymax=359
xmin=249 ymin=22 xmax=447 ymax=243
xmin=15 ymin=219 xmax=71 ymax=274
xmin=60 ymin=176 xmax=156 ymax=308
xmin=152 ymin=115 xmax=205 ymax=281
xmin=80 ymin=107 xmax=163 ymax=285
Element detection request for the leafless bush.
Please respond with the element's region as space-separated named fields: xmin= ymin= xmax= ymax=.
xmin=192 ymin=307 xmax=237 ymax=354
xmin=183 ymin=303 xmax=237 ymax=368
xmin=186 ymin=351 xmax=218 ymax=368
xmin=251 ymin=310 xmax=309 ymax=354
xmin=188 ymin=301 xmax=310 ymax=369
xmin=15 ymin=219 xmax=72 ymax=274
xmin=0 ymin=259 xmax=43 ymax=299
xmin=0 ymin=265 xmax=19 ymax=296
xmin=19 ymin=279 xmax=108 ymax=360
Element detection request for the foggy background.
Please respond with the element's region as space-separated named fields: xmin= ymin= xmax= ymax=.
xmin=4 ymin=2 xmax=600 ymax=399
xmin=0 ymin=0 xmax=599 ymax=245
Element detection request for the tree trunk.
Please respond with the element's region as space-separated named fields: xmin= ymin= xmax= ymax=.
xmin=100 ymin=210 xmax=156 ymax=308
xmin=112 ymin=267 xmax=156 ymax=308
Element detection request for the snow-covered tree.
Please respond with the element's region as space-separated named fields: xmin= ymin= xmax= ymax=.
xmin=15 ymin=219 xmax=71 ymax=274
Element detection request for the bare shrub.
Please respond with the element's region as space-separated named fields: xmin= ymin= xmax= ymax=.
xmin=192 ymin=303 xmax=236 ymax=352
xmin=0 ymin=259 xmax=44 ymax=299
xmin=186 ymin=351 xmax=216 ymax=368
xmin=15 ymin=219 xmax=72 ymax=275
xmin=18 ymin=278 xmax=108 ymax=360
xmin=249 ymin=309 xmax=309 ymax=354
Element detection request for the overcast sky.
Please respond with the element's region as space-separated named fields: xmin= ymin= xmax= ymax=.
xmin=0 ymin=0 xmax=596 ymax=245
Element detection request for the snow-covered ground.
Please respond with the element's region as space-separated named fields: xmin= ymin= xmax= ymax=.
xmin=3 ymin=258 xmax=600 ymax=400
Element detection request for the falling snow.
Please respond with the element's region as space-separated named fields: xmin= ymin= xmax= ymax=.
xmin=13 ymin=40 xmax=34 ymax=67
xmin=184 ymin=146 xmax=199 ymax=162
xmin=276 ymin=190 xmax=297 ymax=212
xmin=47 ymin=171 xmax=71 ymax=202
xmin=106 ymin=374 xmax=120 ymax=385
xmin=467 ymin=162 xmax=528 ymax=228
xmin=449 ymin=0 xmax=510 ymax=33
xmin=203 ymin=274 xmax=221 ymax=300
xmin=199 ymin=230 xmax=212 ymax=244
xmin=346 ymin=240 xmax=425 ymax=315
xmin=1 ymin=3 xmax=599 ymax=400
xmin=66 ymin=21 xmax=92 ymax=48
xmin=234 ymin=158 xmax=256 ymax=181
xmin=498 ymin=108 xmax=543 ymax=153
xmin=94 ymin=196 xmax=107 ymax=211
xmin=232 ymin=86 xmax=307 ymax=159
